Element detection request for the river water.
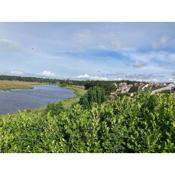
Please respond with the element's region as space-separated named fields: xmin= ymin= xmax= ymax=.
xmin=0 ymin=85 xmax=75 ymax=115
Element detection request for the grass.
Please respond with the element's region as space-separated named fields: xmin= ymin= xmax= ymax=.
xmin=0 ymin=80 xmax=38 ymax=90
xmin=60 ymin=84 xmax=87 ymax=108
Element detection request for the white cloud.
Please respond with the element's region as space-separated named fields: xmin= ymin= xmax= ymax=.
xmin=40 ymin=70 xmax=55 ymax=77
xmin=153 ymin=36 xmax=171 ymax=48
xmin=76 ymin=74 xmax=108 ymax=80
xmin=160 ymin=36 xmax=170 ymax=44
xmin=125 ymin=50 xmax=175 ymax=68
xmin=77 ymin=74 xmax=90 ymax=79
xmin=0 ymin=38 xmax=19 ymax=50
xmin=10 ymin=70 xmax=24 ymax=75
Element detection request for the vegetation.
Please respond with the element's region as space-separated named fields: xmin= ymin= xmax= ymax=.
xmin=0 ymin=76 xmax=175 ymax=153
xmin=1 ymin=90 xmax=175 ymax=153
xmin=0 ymin=80 xmax=36 ymax=90
xmin=0 ymin=75 xmax=57 ymax=84
xmin=79 ymin=86 xmax=107 ymax=108
xmin=59 ymin=79 xmax=139 ymax=89
xmin=59 ymin=79 xmax=129 ymax=94
xmin=0 ymin=74 xmax=140 ymax=91
xmin=45 ymin=103 xmax=64 ymax=116
xmin=60 ymin=85 xmax=87 ymax=108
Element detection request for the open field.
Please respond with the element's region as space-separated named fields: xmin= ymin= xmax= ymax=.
xmin=0 ymin=80 xmax=37 ymax=90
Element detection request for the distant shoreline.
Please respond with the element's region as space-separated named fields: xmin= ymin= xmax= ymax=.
xmin=0 ymin=80 xmax=39 ymax=90
xmin=0 ymin=84 xmax=75 ymax=115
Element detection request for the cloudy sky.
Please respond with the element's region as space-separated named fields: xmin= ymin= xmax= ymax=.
xmin=0 ymin=22 xmax=175 ymax=81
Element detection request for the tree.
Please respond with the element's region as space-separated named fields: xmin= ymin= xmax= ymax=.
xmin=79 ymin=86 xmax=107 ymax=108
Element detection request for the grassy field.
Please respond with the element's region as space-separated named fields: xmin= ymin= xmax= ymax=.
xmin=59 ymin=84 xmax=87 ymax=108
xmin=0 ymin=80 xmax=37 ymax=90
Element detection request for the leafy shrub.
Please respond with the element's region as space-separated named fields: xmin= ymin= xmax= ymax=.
xmin=45 ymin=102 xmax=64 ymax=116
xmin=79 ymin=86 xmax=107 ymax=108
xmin=1 ymin=92 xmax=175 ymax=152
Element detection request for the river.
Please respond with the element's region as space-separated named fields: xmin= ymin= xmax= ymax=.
xmin=0 ymin=85 xmax=75 ymax=115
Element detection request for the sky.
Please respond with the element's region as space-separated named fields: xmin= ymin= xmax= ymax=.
xmin=0 ymin=22 xmax=175 ymax=82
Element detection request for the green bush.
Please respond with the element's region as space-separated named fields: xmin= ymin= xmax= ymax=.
xmin=79 ymin=86 xmax=107 ymax=108
xmin=1 ymin=92 xmax=175 ymax=152
xmin=45 ymin=102 xmax=64 ymax=116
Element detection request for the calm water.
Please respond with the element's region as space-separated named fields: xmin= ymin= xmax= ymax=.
xmin=0 ymin=85 xmax=75 ymax=115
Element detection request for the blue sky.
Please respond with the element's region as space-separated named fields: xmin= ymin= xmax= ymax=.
xmin=0 ymin=22 xmax=175 ymax=81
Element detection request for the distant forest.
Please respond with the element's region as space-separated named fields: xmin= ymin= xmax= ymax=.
xmin=0 ymin=74 xmax=139 ymax=91
xmin=0 ymin=75 xmax=57 ymax=83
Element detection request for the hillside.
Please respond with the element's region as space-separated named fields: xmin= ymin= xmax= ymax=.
xmin=1 ymin=91 xmax=175 ymax=153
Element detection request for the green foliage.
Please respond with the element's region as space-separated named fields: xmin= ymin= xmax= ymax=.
xmin=59 ymin=79 xmax=138 ymax=93
xmin=45 ymin=102 xmax=64 ymax=116
xmin=79 ymin=86 xmax=107 ymax=108
xmin=0 ymin=75 xmax=57 ymax=84
xmin=1 ymin=92 xmax=175 ymax=152
xmin=60 ymin=85 xmax=87 ymax=108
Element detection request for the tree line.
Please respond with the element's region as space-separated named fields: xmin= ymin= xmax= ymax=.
xmin=0 ymin=75 xmax=57 ymax=83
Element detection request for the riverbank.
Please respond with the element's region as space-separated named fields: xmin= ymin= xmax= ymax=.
xmin=57 ymin=84 xmax=87 ymax=108
xmin=0 ymin=83 xmax=85 ymax=116
xmin=0 ymin=80 xmax=37 ymax=90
